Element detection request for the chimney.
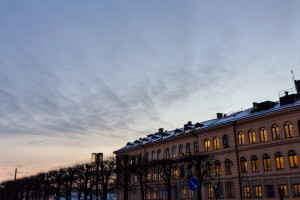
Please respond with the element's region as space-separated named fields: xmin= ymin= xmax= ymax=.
xmin=216 ymin=113 xmax=223 ymax=119
xmin=295 ymin=80 xmax=300 ymax=94
xmin=187 ymin=121 xmax=192 ymax=126
xmin=253 ymin=102 xmax=257 ymax=108
xmin=158 ymin=128 xmax=163 ymax=134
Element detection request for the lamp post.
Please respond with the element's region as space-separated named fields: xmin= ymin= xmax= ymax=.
xmin=278 ymin=187 xmax=284 ymax=200
xmin=92 ymin=153 xmax=103 ymax=200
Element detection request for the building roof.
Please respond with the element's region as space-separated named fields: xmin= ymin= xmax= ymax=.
xmin=115 ymin=95 xmax=300 ymax=153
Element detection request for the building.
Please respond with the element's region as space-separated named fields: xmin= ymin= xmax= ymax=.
xmin=114 ymin=80 xmax=300 ymax=200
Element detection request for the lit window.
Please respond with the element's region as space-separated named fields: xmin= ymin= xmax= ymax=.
xmin=254 ymin=186 xmax=262 ymax=197
xmin=208 ymin=184 xmax=214 ymax=198
xmin=248 ymin=129 xmax=256 ymax=144
xmin=225 ymin=159 xmax=232 ymax=175
xmin=194 ymin=141 xmax=199 ymax=152
xmin=158 ymin=170 xmax=163 ymax=181
xmin=172 ymin=146 xmax=177 ymax=157
xmin=251 ymin=155 xmax=259 ymax=172
xmin=206 ymin=162 xmax=212 ymax=176
xmin=146 ymin=173 xmax=151 ymax=181
xmin=260 ymin=128 xmax=267 ymax=142
xmin=152 ymin=171 xmax=157 ymax=181
xmin=275 ymin=152 xmax=284 ymax=169
xmin=179 ymin=144 xmax=184 ymax=156
xmin=263 ymin=154 xmax=271 ymax=171
xmin=240 ymin=157 xmax=248 ymax=173
xmin=285 ymin=121 xmax=294 ymax=138
xmin=289 ymin=150 xmax=298 ymax=168
xmin=204 ymin=139 xmax=210 ymax=152
xmin=186 ymin=143 xmax=191 ymax=155
xmin=166 ymin=148 xmax=170 ymax=158
xmin=215 ymin=160 xmax=221 ymax=175
xmin=278 ymin=185 xmax=288 ymax=196
xmin=243 ymin=186 xmax=250 ymax=197
xmin=157 ymin=149 xmax=162 ymax=160
xmin=152 ymin=151 xmax=156 ymax=160
xmin=181 ymin=186 xmax=187 ymax=198
xmin=238 ymin=132 xmax=244 ymax=146
xmin=213 ymin=137 xmax=219 ymax=150
xmin=223 ymin=135 xmax=229 ymax=148
xmin=153 ymin=188 xmax=157 ymax=199
xmin=272 ymin=124 xmax=280 ymax=140
xmin=294 ymin=184 xmax=300 ymax=197
xmin=173 ymin=168 xmax=179 ymax=179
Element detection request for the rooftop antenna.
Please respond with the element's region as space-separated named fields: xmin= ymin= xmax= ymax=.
xmin=291 ymin=69 xmax=295 ymax=80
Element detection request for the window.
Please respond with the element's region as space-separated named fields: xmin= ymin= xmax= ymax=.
xmin=188 ymin=165 xmax=193 ymax=178
xmin=248 ymin=129 xmax=256 ymax=144
xmin=153 ymin=188 xmax=157 ymax=199
xmin=289 ymin=150 xmax=298 ymax=168
xmin=180 ymin=166 xmax=185 ymax=179
xmin=265 ymin=185 xmax=275 ymax=197
xmin=152 ymin=171 xmax=157 ymax=181
xmin=226 ymin=182 xmax=234 ymax=198
xmin=181 ymin=186 xmax=187 ymax=198
xmin=146 ymin=173 xmax=151 ymax=181
xmin=238 ymin=132 xmax=244 ymax=146
xmin=206 ymin=162 xmax=212 ymax=176
xmin=158 ymin=170 xmax=163 ymax=181
xmin=173 ymin=168 xmax=179 ymax=179
xmin=272 ymin=124 xmax=280 ymax=140
xmin=251 ymin=155 xmax=259 ymax=172
xmin=278 ymin=184 xmax=288 ymax=196
xmin=213 ymin=137 xmax=219 ymax=150
xmin=152 ymin=151 xmax=156 ymax=160
xmin=240 ymin=157 xmax=248 ymax=173
xmin=194 ymin=141 xmax=199 ymax=152
xmin=294 ymin=184 xmax=300 ymax=197
xmin=179 ymin=144 xmax=184 ymax=156
xmin=166 ymin=148 xmax=170 ymax=158
xmin=243 ymin=186 xmax=250 ymax=197
xmin=215 ymin=160 xmax=221 ymax=175
xmin=186 ymin=143 xmax=191 ymax=155
xmin=225 ymin=159 xmax=232 ymax=175
xmin=263 ymin=154 xmax=271 ymax=171
xmin=223 ymin=135 xmax=229 ymax=148
xmin=260 ymin=127 xmax=267 ymax=142
xmin=254 ymin=186 xmax=262 ymax=197
xmin=285 ymin=121 xmax=294 ymax=138
xmin=146 ymin=152 xmax=150 ymax=161
xmin=204 ymin=139 xmax=210 ymax=152
xmin=172 ymin=146 xmax=177 ymax=158
xmin=157 ymin=149 xmax=162 ymax=160
xmin=208 ymin=184 xmax=214 ymax=199
xmin=276 ymin=152 xmax=284 ymax=169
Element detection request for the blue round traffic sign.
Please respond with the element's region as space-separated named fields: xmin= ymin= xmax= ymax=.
xmin=188 ymin=177 xmax=200 ymax=191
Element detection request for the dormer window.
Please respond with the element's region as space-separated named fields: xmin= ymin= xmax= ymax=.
xmin=142 ymin=140 xmax=146 ymax=144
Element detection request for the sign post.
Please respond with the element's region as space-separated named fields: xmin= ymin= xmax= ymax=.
xmin=188 ymin=177 xmax=200 ymax=200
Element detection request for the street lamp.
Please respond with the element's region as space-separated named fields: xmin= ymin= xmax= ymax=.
xmin=92 ymin=153 xmax=103 ymax=200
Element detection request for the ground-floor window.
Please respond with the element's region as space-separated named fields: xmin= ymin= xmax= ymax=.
xmin=208 ymin=184 xmax=214 ymax=199
xmin=243 ymin=186 xmax=250 ymax=197
xmin=294 ymin=184 xmax=300 ymax=197
xmin=278 ymin=184 xmax=288 ymax=197
xmin=254 ymin=185 xmax=262 ymax=197
xmin=265 ymin=185 xmax=275 ymax=198
xmin=226 ymin=182 xmax=234 ymax=198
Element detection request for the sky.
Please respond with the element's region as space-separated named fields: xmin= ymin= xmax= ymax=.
xmin=1 ymin=0 xmax=300 ymax=182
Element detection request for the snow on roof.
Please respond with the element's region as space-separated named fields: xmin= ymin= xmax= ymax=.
xmin=115 ymin=99 xmax=300 ymax=152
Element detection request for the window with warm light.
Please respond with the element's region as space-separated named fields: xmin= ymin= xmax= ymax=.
xmin=294 ymin=184 xmax=300 ymax=197
xmin=173 ymin=168 xmax=179 ymax=179
xmin=251 ymin=155 xmax=259 ymax=172
xmin=243 ymin=186 xmax=250 ymax=197
xmin=260 ymin=128 xmax=267 ymax=142
xmin=204 ymin=139 xmax=210 ymax=152
xmin=285 ymin=121 xmax=294 ymax=138
xmin=208 ymin=184 xmax=214 ymax=199
xmin=289 ymin=150 xmax=298 ymax=168
xmin=248 ymin=129 xmax=256 ymax=144
xmin=279 ymin=184 xmax=288 ymax=196
xmin=238 ymin=132 xmax=245 ymax=146
xmin=213 ymin=137 xmax=219 ymax=150
xmin=272 ymin=124 xmax=280 ymax=140
xmin=263 ymin=154 xmax=271 ymax=171
xmin=215 ymin=160 xmax=221 ymax=175
xmin=276 ymin=152 xmax=284 ymax=169
xmin=254 ymin=186 xmax=262 ymax=197
xmin=240 ymin=157 xmax=248 ymax=173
